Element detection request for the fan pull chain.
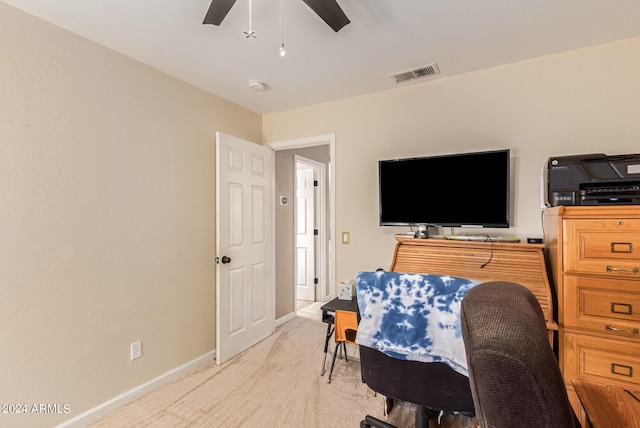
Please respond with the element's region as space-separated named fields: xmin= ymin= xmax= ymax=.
xmin=244 ymin=0 xmax=256 ymax=38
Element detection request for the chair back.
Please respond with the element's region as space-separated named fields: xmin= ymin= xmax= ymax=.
xmin=334 ymin=309 xmax=358 ymax=343
xmin=460 ymin=281 xmax=580 ymax=428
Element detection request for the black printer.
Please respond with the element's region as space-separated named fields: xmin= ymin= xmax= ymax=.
xmin=545 ymin=153 xmax=640 ymax=207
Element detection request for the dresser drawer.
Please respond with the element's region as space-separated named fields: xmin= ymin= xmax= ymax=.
xmin=563 ymin=332 xmax=640 ymax=391
xmin=564 ymin=275 xmax=640 ymax=335
xmin=564 ymin=219 xmax=640 ymax=278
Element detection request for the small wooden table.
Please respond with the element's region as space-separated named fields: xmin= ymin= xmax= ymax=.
xmin=573 ymin=379 xmax=640 ymax=427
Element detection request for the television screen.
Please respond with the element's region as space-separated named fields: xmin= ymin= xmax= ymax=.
xmin=379 ymin=149 xmax=510 ymax=228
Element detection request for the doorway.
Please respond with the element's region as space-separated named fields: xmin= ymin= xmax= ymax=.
xmin=269 ymin=134 xmax=335 ymax=321
xmin=295 ymin=156 xmax=326 ymax=303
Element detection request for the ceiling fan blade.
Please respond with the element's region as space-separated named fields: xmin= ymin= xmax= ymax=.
xmin=301 ymin=0 xmax=350 ymax=32
xmin=203 ymin=0 xmax=238 ymax=26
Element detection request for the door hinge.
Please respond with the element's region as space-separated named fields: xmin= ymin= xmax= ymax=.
xmin=314 ymin=180 xmax=318 ymax=187
xmin=314 ymin=277 xmax=319 ymax=285
xmin=314 ymin=229 xmax=319 ymax=236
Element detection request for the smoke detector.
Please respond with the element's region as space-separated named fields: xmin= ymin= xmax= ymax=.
xmin=390 ymin=63 xmax=441 ymax=84
xmin=248 ymin=80 xmax=267 ymax=91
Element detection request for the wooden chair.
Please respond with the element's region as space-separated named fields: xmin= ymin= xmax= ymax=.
xmin=327 ymin=309 xmax=358 ymax=383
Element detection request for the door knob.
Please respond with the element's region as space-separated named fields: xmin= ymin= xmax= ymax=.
xmin=220 ymin=256 xmax=231 ymax=264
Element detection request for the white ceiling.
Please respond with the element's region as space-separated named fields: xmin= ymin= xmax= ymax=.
xmin=4 ymin=0 xmax=640 ymax=114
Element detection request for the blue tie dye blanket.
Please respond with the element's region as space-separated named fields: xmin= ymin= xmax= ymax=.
xmin=355 ymin=270 xmax=480 ymax=377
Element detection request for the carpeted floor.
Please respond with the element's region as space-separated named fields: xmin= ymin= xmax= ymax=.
xmin=88 ymin=304 xmax=475 ymax=427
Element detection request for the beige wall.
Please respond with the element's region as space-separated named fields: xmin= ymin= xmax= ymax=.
xmin=0 ymin=3 xmax=261 ymax=427
xmin=264 ymin=36 xmax=640 ymax=289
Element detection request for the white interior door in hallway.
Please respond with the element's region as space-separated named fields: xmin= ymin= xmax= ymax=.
xmin=295 ymin=156 xmax=326 ymax=302
xmin=295 ymin=163 xmax=315 ymax=301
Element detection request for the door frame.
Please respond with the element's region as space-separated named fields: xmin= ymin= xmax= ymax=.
xmin=268 ymin=134 xmax=336 ymax=306
xmin=294 ymin=155 xmax=327 ymax=302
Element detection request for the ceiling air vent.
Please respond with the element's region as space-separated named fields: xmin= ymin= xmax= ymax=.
xmin=390 ymin=63 xmax=440 ymax=84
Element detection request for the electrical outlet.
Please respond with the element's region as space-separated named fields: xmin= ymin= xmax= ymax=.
xmin=131 ymin=340 xmax=142 ymax=360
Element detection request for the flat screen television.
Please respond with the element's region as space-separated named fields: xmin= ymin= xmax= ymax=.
xmin=379 ymin=149 xmax=510 ymax=228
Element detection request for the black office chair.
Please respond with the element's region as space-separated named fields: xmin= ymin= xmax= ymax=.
xmin=358 ymin=269 xmax=475 ymax=428
xmin=359 ymin=346 xmax=473 ymax=428
xmin=460 ymin=281 xmax=580 ymax=428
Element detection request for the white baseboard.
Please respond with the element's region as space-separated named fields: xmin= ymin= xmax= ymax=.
xmin=56 ymin=350 xmax=216 ymax=428
xmin=276 ymin=311 xmax=295 ymax=327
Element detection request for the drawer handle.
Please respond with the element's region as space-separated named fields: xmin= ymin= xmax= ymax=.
xmin=611 ymin=242 xmax=633 ymax=253
xmin=606 ymin=324 xmax=639 ymax=336
xmin=606 ymin=265 xmax=640 ymax=274
xmin=611 ymin=302 xmax=633 ymax=315
xmin=612 ymin=363 xmax=634 ymax=377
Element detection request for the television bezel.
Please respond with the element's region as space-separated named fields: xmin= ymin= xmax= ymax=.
xmin=378 ymin=149 xmax=511 ymax=228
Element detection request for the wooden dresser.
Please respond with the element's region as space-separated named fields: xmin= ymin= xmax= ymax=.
xmin=389 ymin=237 xmax=557 ymax=338
xmin=544 ymin=206 xmax=640 ymax=423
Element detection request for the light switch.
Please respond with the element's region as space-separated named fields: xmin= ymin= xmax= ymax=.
xmin=342 ymin=232 xmax=350 ymax=244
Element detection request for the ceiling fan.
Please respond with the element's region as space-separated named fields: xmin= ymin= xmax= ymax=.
xmin=203 ymin=0 xmax=350 ymax=32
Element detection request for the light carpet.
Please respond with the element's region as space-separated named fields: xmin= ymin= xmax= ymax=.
xmin=88 ymin=307 xmax=475 ymax=427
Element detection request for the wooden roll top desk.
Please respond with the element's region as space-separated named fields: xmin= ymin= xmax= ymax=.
xmin=389 ymin=237 xmax=558 ymax=337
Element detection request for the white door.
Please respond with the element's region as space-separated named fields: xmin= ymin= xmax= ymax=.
xmin=216 ymin=132 xmax=274 ymax=365
xmin=295 ymin=165 xmax=316 ymax=301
